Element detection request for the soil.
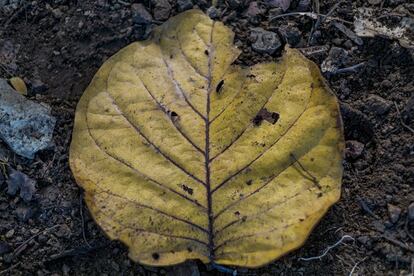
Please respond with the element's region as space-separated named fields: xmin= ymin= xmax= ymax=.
xmin=0 ymin=0 xmax=413 ymax=275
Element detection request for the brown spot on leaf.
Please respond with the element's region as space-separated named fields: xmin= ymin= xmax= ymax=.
xmin=181 ymin=184 xmax=193 ymax=195
xmin=253 ymin=108 xmax=280 ymax=126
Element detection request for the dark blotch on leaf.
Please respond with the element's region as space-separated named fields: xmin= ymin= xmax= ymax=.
xmin=204 ymin=50 xmax=209 ymax=55
xmin=246 ymin=179 xmax=253 ymax=186
xmin=216 ymin=80 xmax=224 ymax=93
xmin=253 ymin=108 xmax=280 ymax=126
xmin=152 ymin=253 xmax=160 ymax=260
xmin=182 ymin=184 xmax=193 ymax=195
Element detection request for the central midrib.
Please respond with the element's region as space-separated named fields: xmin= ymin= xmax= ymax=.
xmin=205 ymin=21 xmax=215 ymax=262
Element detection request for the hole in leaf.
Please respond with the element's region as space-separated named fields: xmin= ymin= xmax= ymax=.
xmin=152 ymin=253 xmax=160 ymax=260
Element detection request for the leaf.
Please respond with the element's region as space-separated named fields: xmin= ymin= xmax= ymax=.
xmin=69 ymin=9 xmax=344 ymax=268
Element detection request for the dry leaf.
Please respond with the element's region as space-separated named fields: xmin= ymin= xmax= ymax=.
xmin=9 ymin=77 xmax=27 ymax=95
xmin=69 ymin=9 xmax=344 ymax=267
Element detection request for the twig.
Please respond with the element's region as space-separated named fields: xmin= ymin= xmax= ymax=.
xmin=394 ymin=102 xmax=414 ymax=133
xmin=381 ymin=235 xmax=414 ymax=253
xmin=270 ymin=12 xmax=353 ymax=25
xmin=0 ymin=262 xmax=21 ymax=275
xmin=330 ymin=62 xmax=366 ymax=75
xmin=290 ymin=153 xmax=321 ymax=189
xmin=299 ymin=235 xmax=354 ymax=261
xmin=309 ymin=0 xmax=345 ymax=45
xmin=349 ymin=257 xmax=367 ymax=276
xmin=12 ymin=225 xmax=61 ymax=257
xmin=79 ymin=193 xmax=92 ymax=248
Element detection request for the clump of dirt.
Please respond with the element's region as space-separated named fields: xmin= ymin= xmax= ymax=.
xmin=0 ymin=0 xmax=413 ymax=275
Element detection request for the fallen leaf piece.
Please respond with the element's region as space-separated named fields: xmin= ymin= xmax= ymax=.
xmin=0 ymin=78 xmax=56 ymax=159
xmin=70 ymin=10 xmax=344 ymax=267
xmin=7 ymin=168 xmax=36 ymax=202
xmin=354 ymin=8 xmax=414 ymax=49
xmin=9 ymin=77 xmax=27 ymax=95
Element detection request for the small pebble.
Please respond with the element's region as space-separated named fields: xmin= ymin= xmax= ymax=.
xmin=5 ymin=229 xmax=15 ymax=238
xmin=250 ymin=27 xmax=282 ymax=55
xmin=387 ymin=204 xmax=401 ymax=224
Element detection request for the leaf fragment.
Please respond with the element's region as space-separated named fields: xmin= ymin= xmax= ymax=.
xmin=69 ymin=9 xmax=344 ymax=268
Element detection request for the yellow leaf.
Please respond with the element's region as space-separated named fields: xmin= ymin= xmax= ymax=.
xmin=69 ymin=9 xmax=344 ymax=268
xmin=9 ymin=77 xmax=27 ymax=95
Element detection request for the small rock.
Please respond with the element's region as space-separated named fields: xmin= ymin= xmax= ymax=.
xmin=54 ymin=224 xmax=71 ymax=238
xmin=345 ymin=140 xmax=364 ymax=159
xmin=365 ymin=95 xmax=392 ymax=115
xmin=51 ymin=8 xmax=63 ymax=19
xmin=7 ymin=168 xmax=36 ymax=202
xmin=321 ymin=47 xmax=349 ymax=73
xmin=15 ymin=206 xmax=35 ymax=222
xmin=245 ymin=2 xmax=262 ymax=17
xmin=206 ymin=6 xmax=220 ymax=19
xmin=266 ymin=0 xmax=291 ymax=10
xmin=408 ymin=202 xmax=414 ymax=221
xmin=387 ymin=204 xmax=401 ymax=223
xmin=0 ymin=78 xmax=56 ymax=159
xmin=278 ymin=25 xmax=302 ymax=46
xmin=171 ymin=261 xmax=200 ymax=276
xmin=250 ymin=28 xmax=282 ymax=55
xmin=30 ymin=78 xmax=48 ymax=94
xmin=0 ymin=241 xmax=11 ymax=256
xmin=131 ymin=4 xmax=152 ymax=24
xmin=5 ymin=229 xmax=14 ymax=238
xmin=177 ymin=0 xmax=193 ymax=12
xmin=152 ymin=0 xmax=171 ymax=21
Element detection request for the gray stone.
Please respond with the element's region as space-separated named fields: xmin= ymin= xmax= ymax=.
xmin=0 ymin=78 xmax=56 ymax=159
xmin=152 ymin=0 xmax=171 ymax=21
xmin=131 ymin=3 xmax=152 ymax=24
xmin=177 ymin=0 xmax=193 ymax=12
xmin=387 ymin=204 xmax=401 ymax=223
xmin=365 ymin=95 xmax=392 ymax=115
xmin=15 ymin=206 xmax=36 ymax=222
xmin=7 ymin=168 xmax=36 ymax=202
xmin=279 ymin=25 xmax=302 ymax=46
xmin=206 ymin=6 xmax=220 ymax=19
xmin=321 ymin=47 xmax=349 ymax=73
xmin=250 ymin=28 xmax=282 ymax=55
xmin=266 ymin=0 xmax=291 ymax=10
xmin=345 ymin=140 xmax=364 ymax=159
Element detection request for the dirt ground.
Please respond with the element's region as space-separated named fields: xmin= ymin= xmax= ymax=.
xmin=0 ymin=0 xmax=413 ymax=275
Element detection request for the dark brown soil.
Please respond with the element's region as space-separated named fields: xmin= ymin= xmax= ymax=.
xmin=1 ymin=0 xmax=413 ymax=275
